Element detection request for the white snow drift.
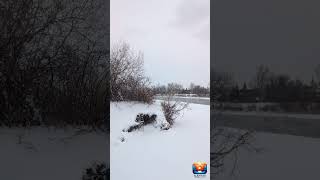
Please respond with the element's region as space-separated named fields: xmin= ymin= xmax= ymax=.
xmin=0 ymin=128 xmax=108 ymax=180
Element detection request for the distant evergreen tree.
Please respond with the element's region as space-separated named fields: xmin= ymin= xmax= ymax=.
xmin=242 ymin=82 xmax=247 ymax=91
xmin=230 ymin=85 xmax=240 ymax=101
xmin=311 ymin=76 xmax=317 ymax=88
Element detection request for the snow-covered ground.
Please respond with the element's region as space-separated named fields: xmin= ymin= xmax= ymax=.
xmin=110 ymin=100 xmax=210 ymax=180
xmin=0 ymin=127 xmax=108 ymax=180
xmin=214 ymin=111 xmax=320 ymax=179
xmin=215 ymin=129 xmax=320 ymax=180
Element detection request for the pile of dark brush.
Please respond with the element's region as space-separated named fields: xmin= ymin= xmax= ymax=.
xmin=82 ymin=162 xmax=108 ymax=180
xmin=123 ymin=113 xmax=157 ymax=132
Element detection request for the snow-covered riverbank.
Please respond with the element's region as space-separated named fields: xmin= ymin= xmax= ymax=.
xmin=111 ymin=100 xmax=210 ymax=180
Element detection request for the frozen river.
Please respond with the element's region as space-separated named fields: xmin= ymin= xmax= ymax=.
xmin=155 ymin=96 xmax=210 ymax=105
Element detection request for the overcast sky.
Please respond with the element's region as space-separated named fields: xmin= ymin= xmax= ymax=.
xmin=111 ymin=0 xmax=210 ymax=88
xmin=213 ymin=0 xmax=320 ymax=85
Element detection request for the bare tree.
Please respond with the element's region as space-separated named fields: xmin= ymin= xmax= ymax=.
xmin=315 ymin=64 xmax=320 ymax=85
xmin=0 ymin=0 xmax=109 ymax=129
xmin=211 ymin=69 xmax=234 ymax=102
xmin=152 ymin=84 xmax=167 ymax=95
xmin=251 ymin=65 xmax=272 ymax=101
xmin=167 ymin=82 xmax=183 ymax=94
xmin=253 ymin=65 xmax=271 ymax=89
xmin=110 ymin=41 xmax=153 ymax=103
xmin=190 ymin=83 xmax=196 ymax=92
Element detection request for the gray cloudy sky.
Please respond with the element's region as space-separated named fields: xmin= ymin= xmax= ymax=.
xmin=214 ymin=0 xmax=320 ymax=85
xmin=111 ymin=0 xmax=210 ymax=88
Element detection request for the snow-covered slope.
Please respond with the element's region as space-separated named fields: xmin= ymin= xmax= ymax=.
xmin=110 ymin=100 xmax=210 ymax=180
xmin=216 ymin=129 xmax=320 ymax=180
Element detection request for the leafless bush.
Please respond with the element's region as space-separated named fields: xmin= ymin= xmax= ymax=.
xmin=110 ymin=42 xmax=153 ymax=103
xmin=211 ymin=120 xmax=258 ymax=177
xmin=160 ymin=94 xmax=188 ymax=127
xmin=211 ymin=126 xmax=259 ymax=176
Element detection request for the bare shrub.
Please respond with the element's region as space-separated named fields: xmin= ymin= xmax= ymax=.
xmin=211 ymin=118 xmax=259 ymax=176
xmin=160 ymin=95 xmax=188 ymax=127
xmin=211 ymin=127 xmax=259 ymax=176
xmin=134 ymin=86 xmax=154 ymax=104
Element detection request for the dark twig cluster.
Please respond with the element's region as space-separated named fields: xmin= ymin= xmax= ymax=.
xmin=82 ymin=162 xmax=108 ymax=180
xmin=160 ymin=94 xmax=188 ymax=129
xmin=123 ymin=113 xmax=157 ymax=132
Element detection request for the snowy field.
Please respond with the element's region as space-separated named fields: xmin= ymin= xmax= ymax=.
xmin=215 ymin=129 xmax=320 ymax=180
xmin=110 ymin=100 xmax=210 ymax=180
xmin=0 ymin=127 xmax=108 ymax=180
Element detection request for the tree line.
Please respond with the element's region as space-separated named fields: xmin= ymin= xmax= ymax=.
xmin=213 ymin=65 xmax=320 ymax=103
xmin=152 ymin=83 xmax=210 ymax=97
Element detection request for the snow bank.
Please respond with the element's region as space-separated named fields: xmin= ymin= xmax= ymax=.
xmin=215 ymin=128 xmax=320 ymax=180
xmin=0 ymin=127 xmax=108 ymax=180
xmin=111 ymin=100 xmax=210 ymax=180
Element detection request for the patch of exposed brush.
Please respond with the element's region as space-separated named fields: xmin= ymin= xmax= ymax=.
xmin=122 ymin=113 xmax=157 ymax=132
xmin=82 ymin=162 xmax=109 ymax=180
